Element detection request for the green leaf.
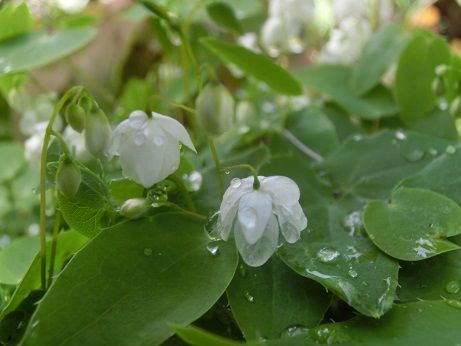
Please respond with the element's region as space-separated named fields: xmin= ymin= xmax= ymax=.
xmin=364 ymin=187 xmax=461 ymax=261
xmin=261 ymin=155 xmax=399 ymax=318
xmin=304 ymin=301 xmax=461 ymax=344
xmin=320 ymin=130 xmax=452 ymax=200
xmin=395 ymin=32 xmax=451 ymax=124
xmin=398 ymin=237 xmax=461 ymax=302
xmin=411 ymin=109 xmax=458 ymax=140
xmin=200 ymin=37 xmax=302 ymax=96
xmin=109 ymin=178 xmax=144 ymax=201
xmin=173 ymin=325 xmax=260 ymax=346
xmin=0 ymin=27 xmax=97 ymax=75
xmin=0 ymin=142 xmax=24 ymax=183
xmin=206 ymin=2 xmax=244 ymax=34
xmin=0 ymin=3 xmax=33 ymax=42
xmin=0 ymin=231 xmax=88 ymax=319
xmin=227 ymin=257 xmax=330 ymax=340
xmin=0 ymin=237 xmax=39 ymax=285
xmin=352 ymin=24 xmax=408 ymax=95
xmin=295 ymin=65 xmax=397 ymax=120
xmin=57 ymin=167 xmax=114 ymax=238
xmin=22 ymin=214 xmax=238 ymax=346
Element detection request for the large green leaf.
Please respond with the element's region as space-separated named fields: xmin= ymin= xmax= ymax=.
xmin=320 ymin=130 xmax=453 ymax=200
xmin=411 ymin=109 xmax=458 ymax=140
xmin=295 ymin=65 xmax=398 ymax=120
xmin=0 ymin=3 xmax=33 ymax=42
xmin=0 ymin=27 xmax=97 ymax=75
xmin=227 ymin=257 xmax=330 ymax=340
xmin=395 ymin=32 xmax=451 ymax=124
xmin=363 ymin=188 xmax=461 ymax=261
xmin=57 ymin=167 xmax=114 ymax=238
xmin=0 ymin=142 xmax=24 ymax=183
xmin=0 ymin=237 xmax=39 ymax=285
xmin=206 ymin=2 xmax=244 ymax=34
xmin=261 ymin=155 xmax=399 ymax=318
xmin=173 ymin=325 xmax=260 ymax=346
xmin=22 ymin=214 xmax=238 ymax=346
xmin=352 ymin=24 xmax=408 ymax=95
xmin=200 ymin=37 xmax=302 ymax=96
xmin=302 ymin=301 xmax=461 ymax=345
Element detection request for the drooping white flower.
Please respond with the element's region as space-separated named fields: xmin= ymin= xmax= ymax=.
xmin=107 ymin=110 xmax=196 ymax=188
xmin=218 ymin=176 xmax=307 ymax=267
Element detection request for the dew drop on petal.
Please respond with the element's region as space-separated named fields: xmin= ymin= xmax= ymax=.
xmin=243 ymin=290 xmax=255 ymax=303
xmin=445 ymin=281 xmax=461 ymax=294
xmin=280 ymin=325 xmax=309 ymax=338
xmin=317 ymin=247 xmax=340 ymax=263
xmin=239 ymin=207 xmax=257 ymax=229
xmin=348 ymin=269 xmax=359 ymax=278
xmin=342 ymin=211 xmax=363 ymax=236
xmin=231 ymin=178 xmax=242 ymax=188
xmin=133 ymin=132 xmax=146 ymax=146
xmin=144 ymin=248 xmax=153 ymax=256
xmin=206 ymin=243 xmax=220 ymax=256
xmin=153 ymin=134 xmax=165 ymax=146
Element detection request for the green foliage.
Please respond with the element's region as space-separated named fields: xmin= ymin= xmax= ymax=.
xmin=0 ymin=237 xmax=39 ymax=285
xmin=206 ymin=2 xmax=244 ymax=34
xmin=0 ymin=3 xmax=33 ymax=42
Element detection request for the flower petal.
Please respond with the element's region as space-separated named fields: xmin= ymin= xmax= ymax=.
xmin=106 ymin=119 xmax=130 ymax=159
xmin=261 ymin=176 xmax=300 ymax=206
xmin=153 ymin=112 xmax=196 ymax=153
xmin=275 ymin=203 xmax=307 ymax=243
xmin=235 ymin=214 xmax=279 ymax=267
xmin=217 ymin=178 xmax=253 ymax=240
xmin=237 ymin=190 xmax=273 ymax=245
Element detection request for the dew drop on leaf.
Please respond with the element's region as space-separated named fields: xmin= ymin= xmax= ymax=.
xmin=143 ymin=248 xmax=153 ymax=256
xmin=445 ymin=281 xmax=461 ymax=294
xmin=445 ymin=145 xmax=456 ymax=154
xmin=348 ymin=269 xmax=359 ymax=278
xmin=280 ymin=325 xmax=309 ymax=338
xmin=394 ymin=129 xmax=407 ymax=141
xmin=243 ymin=290 xmax=255 ymax=303
xmin=428 ymin=148 xmax=438 ymax=156
xmin=317 ymin=247 xmax=340 ymax=263
xmin=405 ymin=149 xmax=424 ymax=162
xmin=206 ymin=243 xmax=220 ymax=256
xmin=445 ymin=300 xmax=461 ymax=309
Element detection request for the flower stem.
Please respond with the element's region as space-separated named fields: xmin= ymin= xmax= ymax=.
xmin=39 ymin=87 xmax=81 ymax=290
xmin=280 ymin=129 xmax=324 ymax=162
xmin=208 ymin=136 xmax=225 ymax=196
xmin=47 ymin=210 xmax=61 ymax=288
xmin=168 ymin=175 xmax=197 ymax=212
xmin=221 ymin=163 xmax=260 ymax=190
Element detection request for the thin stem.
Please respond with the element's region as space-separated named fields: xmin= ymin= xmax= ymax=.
xmin=208 ymin=136 xmax=225 ymax=196
xmin=281 ymin=129 xmax=324 ymax=162
xmin=39 ymin=89 xmax=79 ymax=290
xmin=221 ymin=163 xmax=260 ymax=190
xmin=47 ymin=210 xmax=61 ymax=288
xmin=168 ymin=174 xmax=197 ymax=212
xmin=51 ymin=129 xmax=73 ymax=158
xmin=158 ymin=201 xmax=207 ymax=221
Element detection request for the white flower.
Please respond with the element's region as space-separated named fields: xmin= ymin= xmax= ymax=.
xmin=56 ymin=0 xmax=89 ymax=13
xmin=218 ymin=176 xmax=307 ymax=267
xmin=107 ymin=110 xmax=196 ymax=188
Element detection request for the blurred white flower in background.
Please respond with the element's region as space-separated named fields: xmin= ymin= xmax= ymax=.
xmin=107 ymin=110 xmax=196 ymax=188
xmin=218 ymin=175 xmax=307 ymax=267
xmin=56 ymin=0 xmax=89 ymax=13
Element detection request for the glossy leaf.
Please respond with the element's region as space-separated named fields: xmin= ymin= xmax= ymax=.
xmin=22 ymin=214 xmax=238 ymax=346
xmin=395 ymin=32 xmax=451 ymax=124
xmin=173 ymin=325 xmax=260 ymax=346
xmin=200 ymin=37 xmax=302 ymax=95
xmin=206 ymin=2 xmax=244 ymax=34
xmin=295 ymin=65 xmax=397 ymax=120
xmin=0 ymin=237 xmax=39 ymax=285
xmin=227 ymin=257 xmax=330 ymax=340
xmin=0 ymin=27 xmax=97 ymax=75
xmin=352 ymin=24 xmax=408 ymax=95
xmin=364 ymin=188 xmax=461 ymax=261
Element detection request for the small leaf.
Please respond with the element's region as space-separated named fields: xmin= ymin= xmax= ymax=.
xmin=173 ymin=325 xmax=260 ymax=346
xmin=364 ymin=187 xmax=461 ymax=261
xmin=200 ymin=37 xmax=302 ymax=95
xmin=352 ymin=24 xmax=409 ymax=95
xmin=0 ymin=237 xmax=39 ymax=285
xmin=0 ymin=27 xmax=97 ymax=75
xmin=206 ymin=2 xmax=244 ymax=34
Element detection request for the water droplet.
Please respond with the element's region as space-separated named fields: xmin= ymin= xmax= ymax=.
xmin=204 ymin=211 xmax=221 ymax=241
xmin=281 ymin=325 xmax=309 ymax=338
xmin=317 ymin=247 xmax=340 ymax=263
xmin=446 ymin=145 xmax=456 ymax=154
xmin=238 ymin=263 xmax=247 ymax=277
xmin=206 ymin=243 xmax=220 ymax=256
xmin=144 ymin=248 xmax=153 ymax=256
xmin=446 ymin=299 xmax=461 ymax=309
xmin=31 ymin=320 xmax=40 ymax=329
xmin=239 ymin=207 xmax=257 ymax=229
xmin=133 ymin=132 xmax=146 ymax=146
xmin=394 ymin=130 xmax=407 ymax=141
xmin=231 ymin=178 xmax=242 ymax=188
xmin=153 ymin=134 xmax=165 ymax=146
xmin=405 ymin=149 xmax=424 ymax=162
xmin=362 ymin=281 xmax=369 ymax=287
xmin=342 ymin=211 xmax=363 ymax=236
xmin=428 ymin=148 xmax=438 ymax=156
xmin=445 ymin=281 xmax=460 ymax=294
xmin=3 ymin=65 xmax=12 ymax=73
xmin=243 ymin=290 xmax=255 ymax=303
xmin=348 ymin=269 xmax=358 ymax=278
xmin=352 ymin=134 xmax=363 ymax=142
xmin=224 ymin=170 xmax=230 ymax=175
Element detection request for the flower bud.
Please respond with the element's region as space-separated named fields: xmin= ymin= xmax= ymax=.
xmin=79 ymin=96 xmax=97 ymax=113
xmin=85 ymin=109 xmax=111 ymax=158
xmin=195 ymin=83 xmax=234 ymax=136
xmin=65 ymin=104 xmax=86 ymax=133
xmin=56 ymin=160 xmax=81 ymax=197
xmin=120 ymin=198 xmax=151 ymax=219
